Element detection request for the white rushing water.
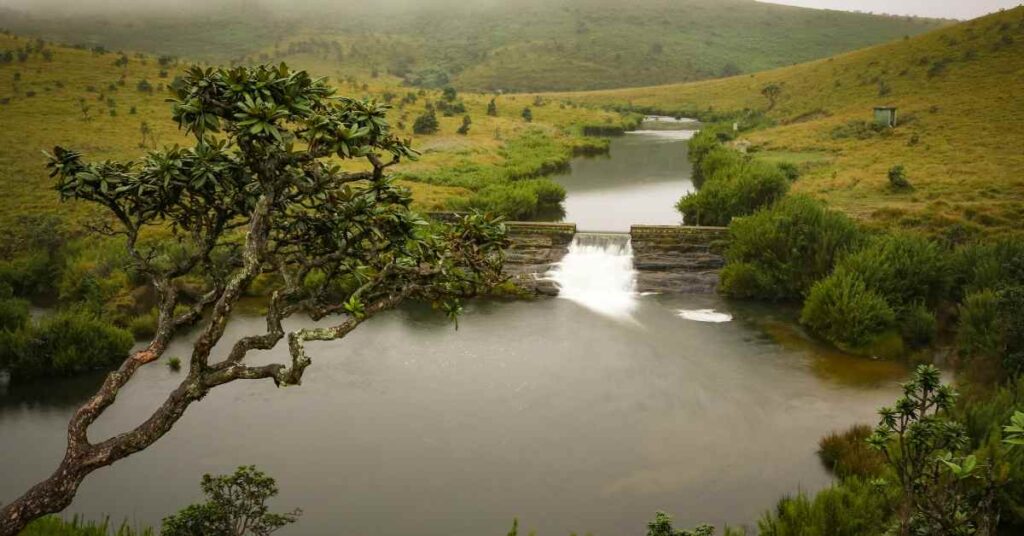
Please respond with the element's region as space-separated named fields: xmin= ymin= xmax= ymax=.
xmin=545 ymin=233 xmax=639 ymax=320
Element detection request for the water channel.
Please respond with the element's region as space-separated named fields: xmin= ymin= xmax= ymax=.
xmin=0 ymin=118 xmax=908 ymax=536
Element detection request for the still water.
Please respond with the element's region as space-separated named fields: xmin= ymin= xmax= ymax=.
xmin=0 ymin=118 xmax=907 ymax=536
xmin=0 ymin=301 xmax=906 ymax=535
xmin=554 ymin=117 xmax=698 ymax=232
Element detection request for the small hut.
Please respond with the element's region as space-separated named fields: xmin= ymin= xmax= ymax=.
xmin=874 ymin=106 xmax=898 ymax=128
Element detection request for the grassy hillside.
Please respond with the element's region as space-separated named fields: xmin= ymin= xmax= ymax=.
xmin=0 ymin=31 xmax=627 ymax=227
xmin=0 ymin=0 xmax=947 ymax=92
xmin=558 ymin=7 xmax=1024 ymax=236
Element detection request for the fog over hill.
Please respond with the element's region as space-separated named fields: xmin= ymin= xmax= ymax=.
xmin=0 ymin=0 xmax=949 ymax=91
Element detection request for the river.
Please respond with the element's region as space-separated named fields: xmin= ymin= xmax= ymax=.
xmin=0 ymin=118 xmax=906 ymax=536
xmin=554 ymin=116 xmax=698 ymax=232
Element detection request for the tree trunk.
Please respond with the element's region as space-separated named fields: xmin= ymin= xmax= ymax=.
xmin=0 ymin=454 xmax=89 ymax=535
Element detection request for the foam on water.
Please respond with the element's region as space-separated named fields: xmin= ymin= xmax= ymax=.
xmin=677 ymin=309 xmax=733 ymax=323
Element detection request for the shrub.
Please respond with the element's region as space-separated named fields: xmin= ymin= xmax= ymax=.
xmin=716 ymin=262 xmax=770 ymax=299
xmin=901 ymin=301 xmax=938 ymax=349
xmin=777 ymin=161 xmax=800 ymax=182
xmin=456 ymin=114 xmax=471 ymax=135
xmin=957 ymin=290 xmax=1002 ymax=361
xmin=0 ymin=297 xmax=29 ymax=332
xmin=0 ymin=308 xmax=133 ymax=381
xmin=758 ymin=478 xmax=897 ymax=536
xmin=57 ymin=238 xmax=135 ymax=313
xmin=888 ymin=165 xmax=912 ymax=190
xmin=449 ymin=179 xmax=565 ymax=220
xmin=951 ymin=236 xmax=1024 ymax=298
xmin=720 ymin=196 xmax=863 ymax=301
xmin=412 ymin=110 xmax=439 ymax=134
xmin=818 ymin=424 xmax=886 ymax=479
xmin=167 ymin=357 xmax=182 ymax=372
xmin=836 ymin=233 xmax=949 ymax=309
xmin=678 ymin=159 xmax=789 ymax=226
xmin=127 ymin=309 xmax=159 ymax=339
xmin=801 ymin=271 xmax=896 ymax=350
xmin=693 ymin=145 xmax=745 ymax=189
xmin=521 ymin=107 xmax=533 ymax=122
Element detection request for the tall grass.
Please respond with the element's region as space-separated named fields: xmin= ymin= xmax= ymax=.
xmin=20 ymin=516 xmax=154 ymax=536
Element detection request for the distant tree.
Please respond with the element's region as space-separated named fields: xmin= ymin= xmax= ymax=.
xmin=413 ymin=109 xmax=439 ymax=134
xmin=113 ymin=54 xmax=129 ymax=69
xmin=442 ymin=86 xmax=457 ymax=102
xmin=162 ymin=466 xmax=300 ymax=536
xmin=0 ymin=64 xmax=507 ymax=535
xmin=521 ymin=107 xmax=533 ymax=123
xmin=136 ymin=79 xmax=153 ymax=94
xmin=761 ymin=83 xmax=782 ymax=111
xmin=457 ymin=115 xmax=472 ymax=135
xmin=486 ymin=98 xmax=498 ymax=117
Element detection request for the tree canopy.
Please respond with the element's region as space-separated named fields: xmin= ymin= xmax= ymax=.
xmin=0 ymin=63 xmax=508 ymax=535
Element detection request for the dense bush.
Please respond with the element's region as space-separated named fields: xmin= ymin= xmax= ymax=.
xmin=801 ymin=270 xmax=896 ymax=350
xmin=901 ymin=301 xmax=938 ymax=349
xmin=0 ymin=296 xmax=29 ymax=332
xmin=720 ymin=195 xmax=863 ymax=301
xmin=952 ymin=236 xmax=1024 ymax=298
xmin=836 ymin=233 xmax=950 ymax=310
xmin=0 ymin=308 xmax=134 ymax=381
xmin=57 ymin=238 xmax=139 ymax=319
xmin=757 ymin=478 xmax=897 ymax=536
xmin=955 ymin=376 xmax=1024 ymax=527
xmin=450 ymin=179 xmax=565 ymax=220
xmin=818 ymin=424 xmax=886 ymax=479
xmin=693 ymin=145 xmax=744 ymax=189
xmin=957 ymin=290 xmax=1002 ymax=362
xmin=678 ymin=159 xmax=789 ymax=226
xmin=412 ymin=109 xmax=439 ymax=134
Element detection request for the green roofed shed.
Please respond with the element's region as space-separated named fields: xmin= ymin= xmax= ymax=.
xmin=874 ymin=106 xmax=898 ymax=127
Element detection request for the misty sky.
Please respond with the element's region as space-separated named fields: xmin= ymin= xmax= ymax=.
xmin=0 ymin=0 xmax=1019 ymax=20
xmin=759 ymin=0 xmax=1021 ymax=19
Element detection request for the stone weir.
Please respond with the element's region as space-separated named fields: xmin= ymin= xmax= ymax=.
xmin=629 ymin=225 xmax=729 ymax=293
xmin=502 ymin=221 xmax=576 ymax=296
xmin=426 ymin=214 xmax=728 ymax=294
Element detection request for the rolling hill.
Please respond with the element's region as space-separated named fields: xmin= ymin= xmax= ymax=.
xmin=0 ymin=0 xmax=948 ymax=92
xmin=558 ymin=6 xmax=1024 ymax=236
xmin=0 ymin=30 xmax=628 ymax=226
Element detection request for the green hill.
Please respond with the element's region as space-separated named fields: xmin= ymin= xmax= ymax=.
xmin=0 ymin=0 xmax=948 ymax=92
xmin=0 ymin=30 xmax=628 ymax=226
xmin=559 ymin=7 xmax=1024 ymax=236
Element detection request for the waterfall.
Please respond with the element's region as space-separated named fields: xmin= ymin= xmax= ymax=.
xmin=545 ymin=233 xmax=638 ymax=319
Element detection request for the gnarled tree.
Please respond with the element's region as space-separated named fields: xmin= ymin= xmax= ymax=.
xmin=0 ymin=64 xmax=508 ymax=535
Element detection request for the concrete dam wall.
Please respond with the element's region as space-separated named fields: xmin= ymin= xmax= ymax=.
xmin=501 ymin=221 xmax=728 ymax=295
